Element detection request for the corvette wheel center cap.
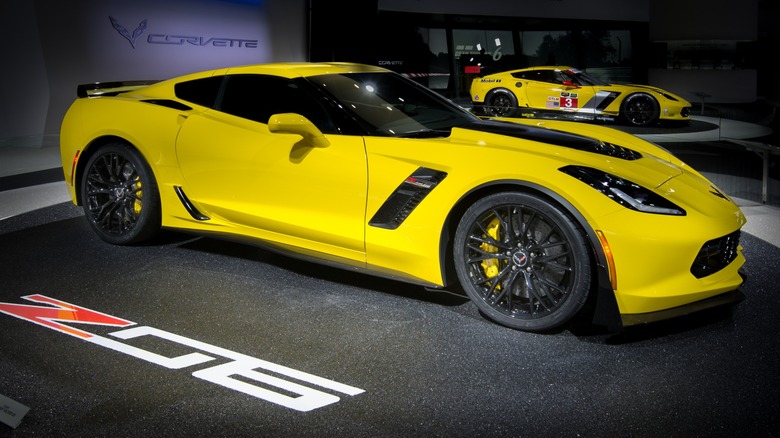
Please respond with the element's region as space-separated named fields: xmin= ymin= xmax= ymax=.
xmin=512 ymin=250 xmax=530 ymax=268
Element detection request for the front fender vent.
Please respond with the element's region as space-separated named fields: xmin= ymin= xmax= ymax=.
xmin=369 ymin=168 xmax=447 ymax=230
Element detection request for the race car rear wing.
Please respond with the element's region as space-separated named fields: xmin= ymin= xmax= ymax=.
xmin=76 ymin=80 xmax=160 ymax=98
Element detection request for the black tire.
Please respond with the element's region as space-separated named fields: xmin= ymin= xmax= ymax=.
xmin=81 ymin=142 xmax=161 ymax=245
xmin=485 ymin=89 xmax=519 ymax=117
xmin=453 ymin=192 xmax=592 ymax=332
xmin=620 ymin=93 xmax=660 ymax=126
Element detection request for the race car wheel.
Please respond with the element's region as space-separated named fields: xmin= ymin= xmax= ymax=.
xmin=485 ymin=89 xmax=519 ymax=117
xmin=621 ymin=93 xmax=660 ymax=126
xmin=81 ymin=142 xmax=161 ymax=245
xmin=454 ymin=192 xmax=592 ymax=332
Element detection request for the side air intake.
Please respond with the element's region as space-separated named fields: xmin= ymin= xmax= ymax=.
xmin=369 ymin=168 xmax=447 ymax=230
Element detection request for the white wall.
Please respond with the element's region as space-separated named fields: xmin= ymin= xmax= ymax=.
xmin=0 ymin=0 xmax=307 ymax=148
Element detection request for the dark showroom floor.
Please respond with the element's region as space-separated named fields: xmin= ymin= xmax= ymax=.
xmin=1 ymin=110 xmax=779 ymax=437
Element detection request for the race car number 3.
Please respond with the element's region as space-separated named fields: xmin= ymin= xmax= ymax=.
xmin=561 ymin=96 xmax=578 ymax=108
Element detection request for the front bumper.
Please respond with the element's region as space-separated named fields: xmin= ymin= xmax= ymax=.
xmin=620 ymin=286 xmax=745 ymax=327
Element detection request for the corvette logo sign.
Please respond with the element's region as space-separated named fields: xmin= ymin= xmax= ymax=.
xmin=109 ymin=16 xmax=260 ymax=49
xmin=110 ymin=16 xmax=147 ymax=48
xmin=0 ymin=295 xmax=364 ymax=412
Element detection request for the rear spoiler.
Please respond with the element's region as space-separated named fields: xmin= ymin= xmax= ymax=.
xmin=76 ymin=80 xmax=160 ymax=98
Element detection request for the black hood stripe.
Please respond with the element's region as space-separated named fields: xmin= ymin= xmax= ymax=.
xmin=461 ymin=120 xmax=641 ymax=160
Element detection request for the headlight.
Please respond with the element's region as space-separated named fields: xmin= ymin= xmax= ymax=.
xmin=560 ymin=165 xmax=686 ymax=216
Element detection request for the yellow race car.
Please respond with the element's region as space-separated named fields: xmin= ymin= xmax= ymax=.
xmin=470 ymin=65 xmax=692 ymax=126
xmin=60 ymin=62 xmax=744 ymax=333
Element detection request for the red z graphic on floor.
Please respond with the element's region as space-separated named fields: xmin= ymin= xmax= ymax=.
xmin=0 ymin=294 xmax=364 ymax=412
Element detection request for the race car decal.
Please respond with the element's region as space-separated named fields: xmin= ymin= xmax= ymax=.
xmin=575 ymin=91 xmax=621 ymax=115
xmin=589 ymin=91 xmax=620 ymax=111
xmin=0 ymin=294 xmax=365 ymax=412
xmin=559 ymin=92 xmax=579 ymax=110
xmin=545 ymin=91 xmax=621 ymax=115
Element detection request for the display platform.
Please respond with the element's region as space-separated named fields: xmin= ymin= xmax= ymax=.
xmin=619 ymin=118 xmax=715 ymax=135
xmin=1 ymin=201 xmax=779 ymax=436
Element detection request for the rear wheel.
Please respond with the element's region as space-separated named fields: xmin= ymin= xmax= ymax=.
xmin=453 ymin=192 xmax=592 ymax=332
xmin=485 ymin=89 xmax=519 ymax=117
xmin=621 ymin=93 xmax=660 ymax=126
xmin=81 ymin=142 xmax=161 ymax=245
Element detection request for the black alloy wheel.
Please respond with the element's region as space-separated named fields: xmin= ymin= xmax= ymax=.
xmin=621 ymin=93 xmax=660 ymax=126
xmin=485 ymin=89 xmax=519 ymax=117
xmin=81 ymin=142 xmax=161 ymax=245
xmin=454 ymin=192 xmax=592 ymax=332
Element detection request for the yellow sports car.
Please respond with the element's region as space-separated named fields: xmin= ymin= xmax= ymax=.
xmin=470 ymin=66 xmax=692 ymax=126
xmin=60 ymin=62 xmax=745 ymax=333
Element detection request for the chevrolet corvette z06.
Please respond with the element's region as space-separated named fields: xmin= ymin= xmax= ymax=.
xmin=60 ymin=62 xmax=744 ymax=333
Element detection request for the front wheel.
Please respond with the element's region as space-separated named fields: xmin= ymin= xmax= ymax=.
xmin=453 ymin=192 xmax=592 ymax=332
xmin=81 ymin=142 xmax=161 ymax=245
xmin=621 ymin=93 xmax=660 ymax=126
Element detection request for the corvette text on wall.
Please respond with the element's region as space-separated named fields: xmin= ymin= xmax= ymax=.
xmin=0 ymin=295 xmax=364 ymax=412
xmin=110 ymin=16 xmax=260 ymax=49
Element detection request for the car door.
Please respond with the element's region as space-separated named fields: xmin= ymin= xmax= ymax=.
xmin=175 ymin=74 xmax=368 ymax=261
xmin=522 ymin=69 xmax=597 ymax=116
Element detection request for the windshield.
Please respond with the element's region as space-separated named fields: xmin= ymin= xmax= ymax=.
xmin=307 ymin=72 xmax=479 ymax=137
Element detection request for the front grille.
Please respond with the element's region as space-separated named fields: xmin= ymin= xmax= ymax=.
xmin=690 ymin=230 xmax=741 ymax=278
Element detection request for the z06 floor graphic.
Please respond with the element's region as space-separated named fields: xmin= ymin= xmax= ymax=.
xmin=0 ymin=294 xmax=364 ymax=412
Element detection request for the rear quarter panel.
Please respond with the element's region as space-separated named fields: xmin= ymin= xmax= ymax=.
xmin=60 ymin=96 xmax=193 ymax=213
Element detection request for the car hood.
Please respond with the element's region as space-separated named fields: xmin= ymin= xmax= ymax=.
xmin=450 ymin=120 xmax=742 ymax=220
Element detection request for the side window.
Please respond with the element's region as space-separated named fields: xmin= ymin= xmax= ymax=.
xmin=538 ymin=71 xmax=557 ymax=84
xmin=524 ymin=70 xmax=554 ymax=84
xmin=559 ymin=71 xmax=581 ymax=85
xmin=218 ymin=75 xmax=334 ymax=132
xmin=512 ymin=71 xmax=530 ymax=80
xmin=175 ymin=76 xmax=223 ymax=108
xmin=552 ymin=71 xmax=567 ymax=84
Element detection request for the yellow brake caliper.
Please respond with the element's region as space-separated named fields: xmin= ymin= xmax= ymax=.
xmin=480 ymin=218 xmax=503 ymax=288
xmin=133 ymin=177 xmax=143 ymax=216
